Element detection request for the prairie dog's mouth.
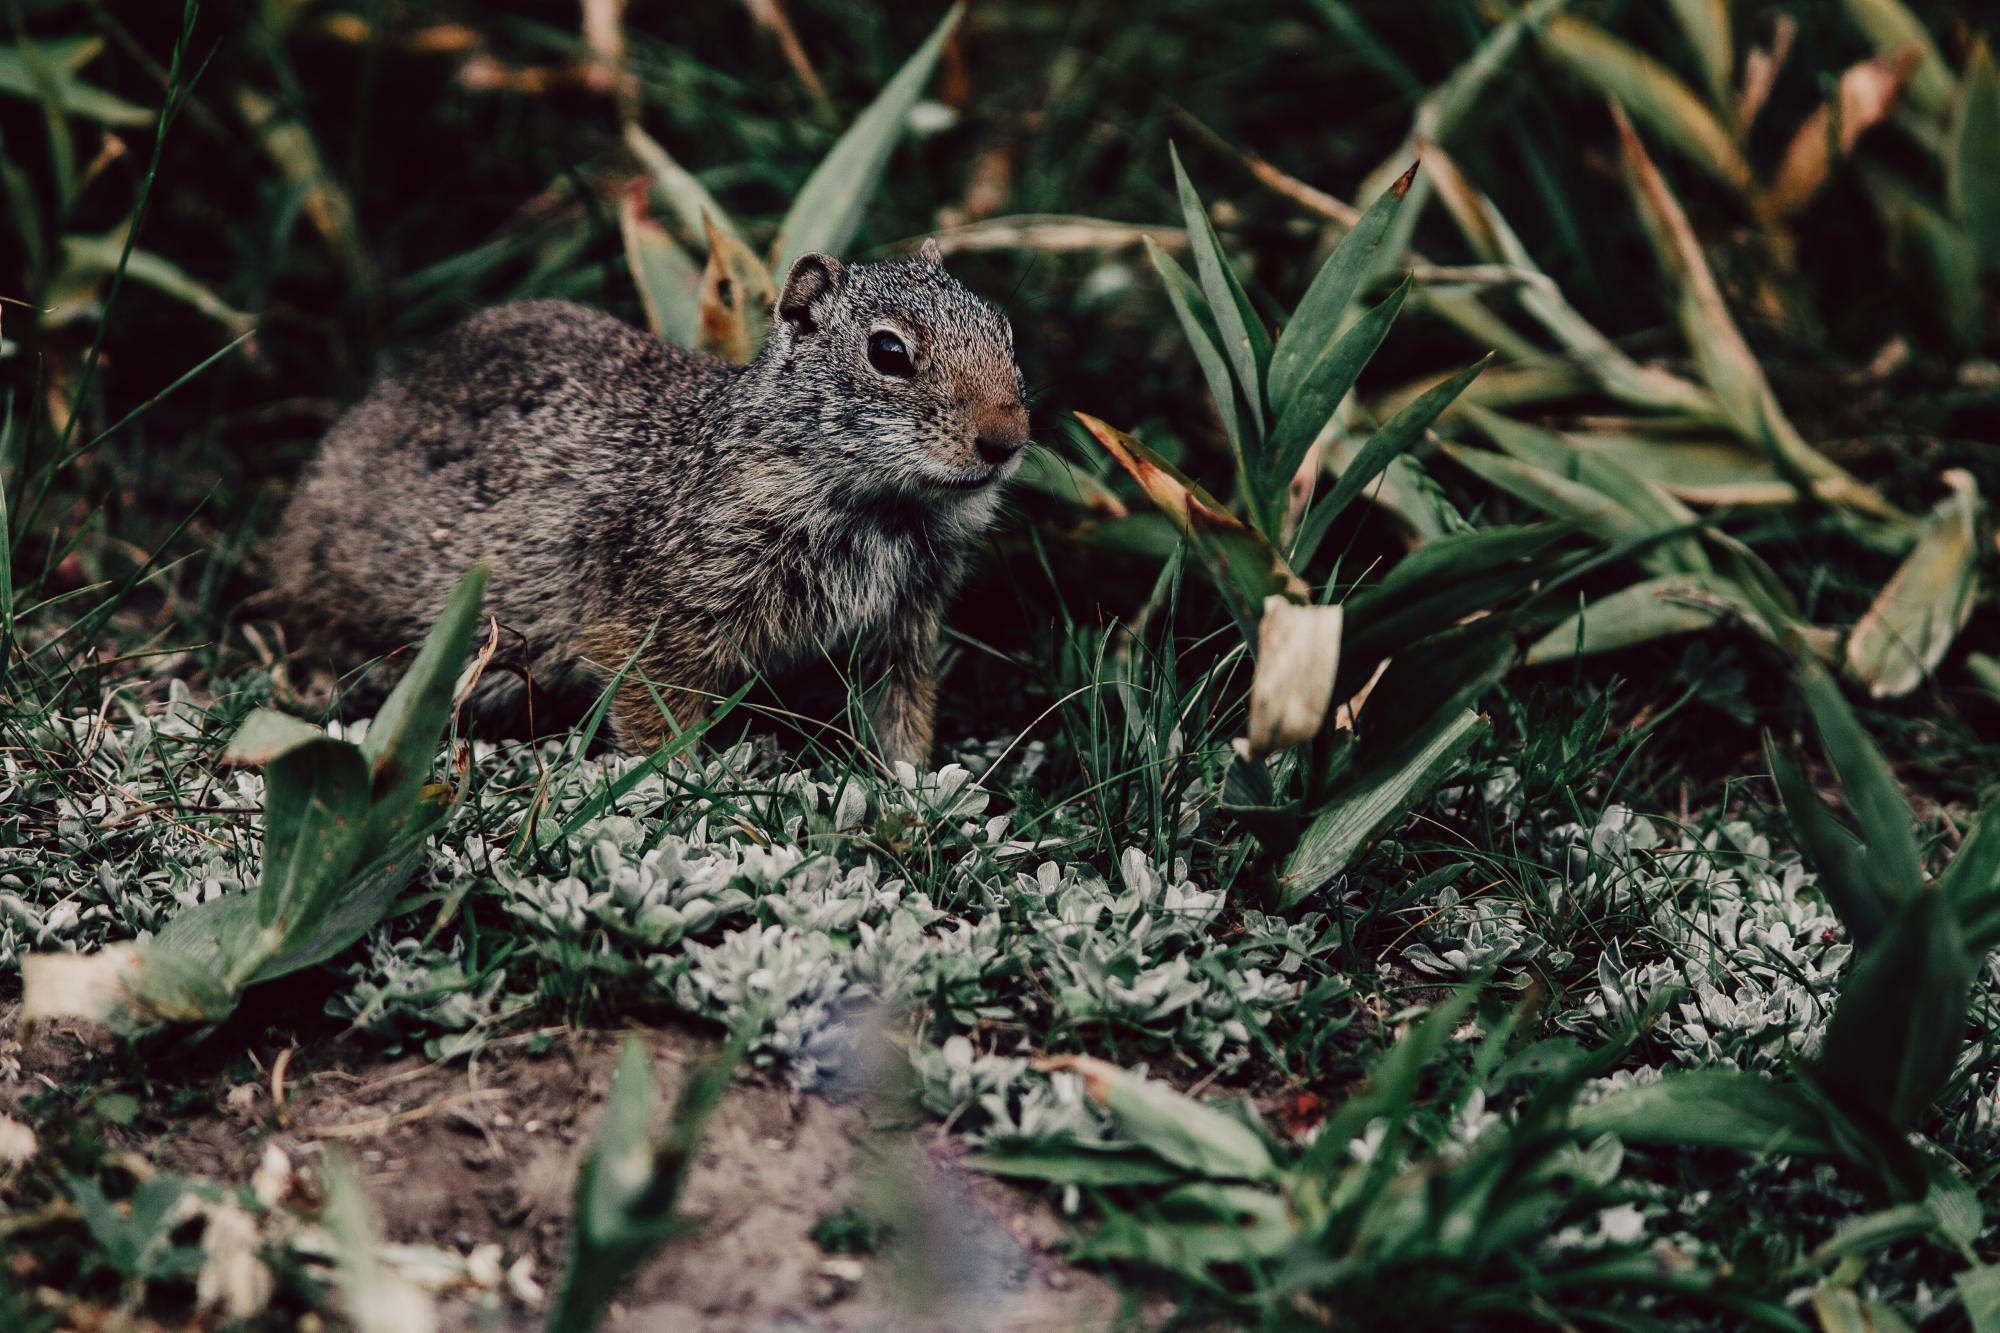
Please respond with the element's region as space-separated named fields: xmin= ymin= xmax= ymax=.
xmin=939 ymin=471 xmax=999 ymax=490
xmin=933 ymin=466 xmax=1004 ymax=491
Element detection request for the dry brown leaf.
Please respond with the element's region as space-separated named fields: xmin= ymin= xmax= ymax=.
xmin=1246 ymin=597 xmax=1344 ymax=757
xmin=926 ymin=215 xmax=1186 ymax=256
xmin=1765 ymin=50 xmax=1918 ymax=219
xmin=20 ymin=946 xmax=146 ymax=1029
xmin=696 ymin=213 xmax=777 ymax=365
xmin=1736 ymin=15 xmax=1798 ymax=131
xmin=740 ymin=0 xmax=829 ymax=106
xmin=1612 ymin=103 xmax=1902 ymax=521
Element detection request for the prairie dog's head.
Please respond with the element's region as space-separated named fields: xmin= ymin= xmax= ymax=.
xmin=765 ymin=241 xmax=1028 ymax=501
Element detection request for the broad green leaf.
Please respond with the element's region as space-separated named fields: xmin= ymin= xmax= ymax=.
xmin=967 ymin=1144 xmax=1189 ymax=1188
xmin=624 ymin=122 xmax=745 ymax=249
xmin=1612 ymin=105 xmax=1901 ymax=523
xmin=1170 ymin=144 xmax=1272 ymax=436
xmin=1927 ymin=1170 xmax=1984 ymax=1247
xmin=55 ymin=232 xmax=254 ymax=335
xmin=1279 ymin=706 xmax=1485 ymax=907
xmin=1794 ymin=656 xmax=1924 ymax=896
xmin=549 ymin=1036 xmax=737 ymax=1333
xmin=1526 ymin=573 xmax=1746 ymax=665
xmin=1806 ymin=1205 xmax=1937 ymax=1266
xmin=256 ymin=738 xmax=371 ymax=938
xmin=1959 ymin=1264 xmax=2000 ymax=1333
xmin=770 ymin=4 xmax=962 ymax=273
xmin=1292 ymin=356 xmax=1488 ymax=567
xmin=621 ymin=181 xmax=701 ymax=346
xmin=1039 ymin=1055 xmax=1280 ymax=1183
xmin=1973 ymin=653 xmax=2000 ymax=699
xmin=244 ymin=807 xmax=448 ymax=983
xmin=1267 ymin=164 xmax=1415 ymax=409
xmin=0 ymin=39 xmax=153 ymax=126
xmin=1307 ymin=983 xmax=1482 ymax=1178
xmin=1339 ymin=525 xmax=1569 ymax=688
xmin=155 ymin=801 xmax=447 ymax=990
xmin=1445 ymin=444 xmax=1673 ymax=561
xmin=361 ymin=563 xmax=488 ymax=817
xmin=1076 ymin=1183 xmax=1296 ymax=1270
xmin=1818 ymin=889 xmax=1973 ymax=1127
xmin=1902 ymin=198 xmax=1984 ymax=348
xmin=322 ymin=1150 xmax=436 ymax=1332
xmin=221 ymin=708 xmax=330 ymax=766
xmin=1146 ymin=237 xmax=1242 ymax=456
xmin=1811 ymin=1287 xmax=1916 ymax=1333
xmin=1572 ymin=1068 xmax=1837 ymax=1156
xmin=1840 ymin=0 xmax=1956 ymax=118
xmin=1767 ymin=737 xmax=1892 ymax=949
xmin=1461 ymin=405 xmax=1709 ymax=575
xmin=1845 ymin=470 xmax=1981 ymax=698
xmin=1558 ymin=430 xmax=1791 ymax=505
xmin=1942 ymin=801 xmax=2000 ymax=952
xmin=1540 ymin=14 xmax=1754 ymax=194
xmin=1263 ymin=278 xmax=1410 ymax=506
xmin=1667 ymin=0 xmax=1732 ymax=106
xmin=1947 ymin=43 xmax=2000 ymax=275
xmin=1346 ymin=617 xmax=1514 ymax=775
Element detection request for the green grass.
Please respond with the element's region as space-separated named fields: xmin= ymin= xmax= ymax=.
xmin=3 ymin=1 xmax=1999 ymax=1329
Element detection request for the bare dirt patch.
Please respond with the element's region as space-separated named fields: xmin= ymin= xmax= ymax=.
xmin=4 ymin=1019 xmax=1146 ymax=1331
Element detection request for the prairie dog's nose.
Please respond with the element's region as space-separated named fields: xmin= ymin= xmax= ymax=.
xmin=975 ymin=400 xmax=1030 ymax=466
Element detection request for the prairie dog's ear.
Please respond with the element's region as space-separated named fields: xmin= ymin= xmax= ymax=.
xmin=918 ymin=237 xmax=944 ymax=266
xmin=776 ymin=253 xmax=846 ymax=334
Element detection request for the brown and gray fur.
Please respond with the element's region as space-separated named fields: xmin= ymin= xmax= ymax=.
xmin=271 ymin=243 xmax=1028 ymax=764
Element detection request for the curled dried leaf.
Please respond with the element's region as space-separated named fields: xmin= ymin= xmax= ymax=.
xmin=20 ymin=946 xmax=146 ymax=1029
xmin=1246 ymin=597 xmax=1344 ymax=757
xmin=1845 ymin=469 xmax=1982 ymax=698
xmin=1765 ymin=50 xmax=1917 ymax=220
xmin=696 ymin=211 xmax=777 ymax=365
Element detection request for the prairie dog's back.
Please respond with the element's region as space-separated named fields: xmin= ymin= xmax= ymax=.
xmin=274 ymin=249 xmax=1028 ymax=759
xmin=271 ymin=300 xmax=730 ymax=699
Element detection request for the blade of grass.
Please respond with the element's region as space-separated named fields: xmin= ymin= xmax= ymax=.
xmin=769 ymin=3 xmax=962 ymax=272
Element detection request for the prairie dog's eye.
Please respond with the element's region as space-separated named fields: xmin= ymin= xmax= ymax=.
xmin=867 ymin=330 xmax=915 ymax=377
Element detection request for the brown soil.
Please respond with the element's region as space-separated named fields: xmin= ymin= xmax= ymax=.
xmin=4 ymin=1021 xmax=1157 ymax=1332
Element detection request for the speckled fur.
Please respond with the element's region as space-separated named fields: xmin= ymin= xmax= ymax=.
xmin=271 ymin=247 xmax=1028 ymax=763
